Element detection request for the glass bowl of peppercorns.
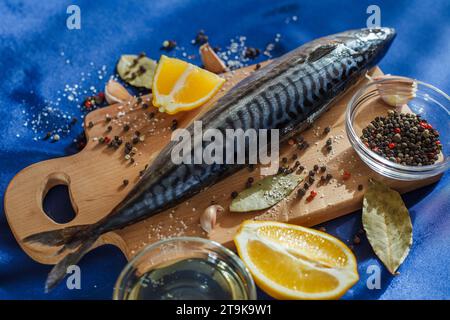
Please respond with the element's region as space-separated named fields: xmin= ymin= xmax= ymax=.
xmin=346 ymin=76 xmax=449 ymax=181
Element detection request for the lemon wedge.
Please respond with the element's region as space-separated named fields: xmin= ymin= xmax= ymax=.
xmin=152 ymin=55 xmax=225 ymax=114
xmin=234 ymin=220 xmax=359 ymax=300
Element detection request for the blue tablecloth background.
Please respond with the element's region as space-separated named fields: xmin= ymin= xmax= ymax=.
xmin=0 ymin=0 xmax=449 ymax=300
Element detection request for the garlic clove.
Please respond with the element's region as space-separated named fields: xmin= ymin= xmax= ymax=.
xmin=199 ymin=43 xmax=228 ymax=74
xmin=372 ymin=75 xmax=417 ymax=107
xmin=105 ymin=80 xmax=133 ymax=105
xmin=200 ymin=205 xmax=224 ymax=234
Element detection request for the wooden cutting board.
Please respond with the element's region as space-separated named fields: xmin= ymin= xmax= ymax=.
xmin=4 ymin=64 xmax=439 ymax=265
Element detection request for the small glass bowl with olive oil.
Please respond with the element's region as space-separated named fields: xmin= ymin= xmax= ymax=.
xmin=113 ymin=237 xmax=257 ymax=300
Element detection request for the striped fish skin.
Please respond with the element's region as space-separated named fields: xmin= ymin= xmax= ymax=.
xmin=24 ymin=28 xmax=395 ymax=291
xmin=98 ymin=27 xmax=395 ymax=233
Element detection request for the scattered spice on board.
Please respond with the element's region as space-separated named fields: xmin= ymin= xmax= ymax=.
xmin=306 ymin=190 xmax=317 ymax=202
xmin=360 ymin=111 xmax=442 ymax=166
xmin=342 ymin=171 xmax=351 ymax=180
xmin=297 ymin=188 xmax=306 ymax=197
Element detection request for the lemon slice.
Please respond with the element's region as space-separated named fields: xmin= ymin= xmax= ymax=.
xmin=234 ymin=220 xmax=359 ymax=300
xmin=152 ymin=55 xmax=225 ymax=114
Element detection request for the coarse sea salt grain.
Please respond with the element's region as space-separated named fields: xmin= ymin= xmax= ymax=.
xmin=22 ymin=58 xmax=111 ymax=142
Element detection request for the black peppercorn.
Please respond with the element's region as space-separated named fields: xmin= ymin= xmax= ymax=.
xmin=297 ymin=188 xmax=306 ymax=197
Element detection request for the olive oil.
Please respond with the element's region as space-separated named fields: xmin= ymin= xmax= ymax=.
xmin=125 ymin=257 xmax=250 ymax=300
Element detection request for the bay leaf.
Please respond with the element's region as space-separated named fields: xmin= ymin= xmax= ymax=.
xmin=230 ymin=173 xmax=302 ymax=212
xmin=362 ymin=179 xmax=413 ymax=274
xmin=117 ymin=54 xmax=156 ymax=89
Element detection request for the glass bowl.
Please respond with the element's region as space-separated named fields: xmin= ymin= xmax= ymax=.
xmin=113 ymin=237 xmax=256 ymax=300
xmin=346 ymin=76 xmax=450 ymax=181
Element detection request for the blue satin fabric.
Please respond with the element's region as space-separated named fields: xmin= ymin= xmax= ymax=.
xmin=0 ymin=0 xmax=448 ymax=299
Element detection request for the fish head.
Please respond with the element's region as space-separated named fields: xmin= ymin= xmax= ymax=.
xmin=333 ymin=27 xmax=396 ymax=66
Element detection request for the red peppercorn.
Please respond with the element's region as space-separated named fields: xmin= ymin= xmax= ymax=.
xmin=436 ymin=141 xmax=441 ymax=145
xmin=342 ymin=171 xmax=351 ymax=180
xmin=84 ymin=100 xmax=92 ymax=108
xmin=98 ymin=92 xmax=105 ymax=98
xmin=388 ymin=143 xmax=395 ymax=149
xmin=306 ymin=190 xmax=317 ymax=202
xmin=419 ymin=121 xmax=432 ymax=130
xmin=394 ymin=128 xmax=401 ymax=134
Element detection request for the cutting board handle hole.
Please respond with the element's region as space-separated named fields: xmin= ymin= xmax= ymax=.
xmin=42 ymin=173 xmax=76 ymax=224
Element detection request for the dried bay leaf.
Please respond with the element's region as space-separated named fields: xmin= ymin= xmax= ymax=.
xmin=117 ymin=54 xmax=156 ymax=89
xmin=362 ymin=179 xmax=412 ymax=274
xmin=230 ymin=174 xmax=302 ymax=212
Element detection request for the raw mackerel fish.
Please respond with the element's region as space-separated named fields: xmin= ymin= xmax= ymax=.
xmin=25 ymin=28 xmax=396 ymax=291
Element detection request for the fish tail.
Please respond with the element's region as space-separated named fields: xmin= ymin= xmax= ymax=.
xmin=24 ymin=225 xmax=101 ymax=292
xmin=45 ymin=237 xmax=97 ymax=292
xmin=23 ymin=224 xmax=94 ymax=249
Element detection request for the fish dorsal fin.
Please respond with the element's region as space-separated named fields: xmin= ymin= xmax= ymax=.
xmin=307 ymin=43 xmax=339 ymax=63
